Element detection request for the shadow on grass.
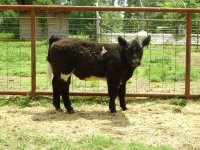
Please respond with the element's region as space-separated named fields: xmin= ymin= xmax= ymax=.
xmin=31 ymin=108 xmax=131 ymax=127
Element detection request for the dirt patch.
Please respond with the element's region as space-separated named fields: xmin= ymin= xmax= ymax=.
xmin=1 ymin=101 xmax=200 ymax=149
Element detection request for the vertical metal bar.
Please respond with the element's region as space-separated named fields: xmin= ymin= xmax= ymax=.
xmin=31 ymin=9 xmax=36 ymax=98
xmin=96 ymin=0 xmax=100 ymax=42
xmin=197 ymin=21 xmax=199 ymax=49
xmin=185 ymin=12 xmax=192 ymax=98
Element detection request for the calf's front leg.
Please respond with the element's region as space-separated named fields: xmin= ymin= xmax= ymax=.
xmin=118 ymin=83 xmax=128 ymax=111
xmin=107 ymin=79 xmax=120 ymax=113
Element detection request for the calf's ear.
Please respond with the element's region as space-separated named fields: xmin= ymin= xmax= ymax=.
xmin=142 ymin=35 xmax=151 ymax=47
xmin=118 ymin=36 xmax=128 ymax=47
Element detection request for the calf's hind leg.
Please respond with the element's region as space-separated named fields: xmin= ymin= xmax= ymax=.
xmin=52 ymin=76 xmax=62 ymax=112
xmin=58 ymin=76 xmax=75 ymax=114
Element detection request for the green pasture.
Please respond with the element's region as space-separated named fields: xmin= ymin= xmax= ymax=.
xmin=0 ymin=34 xmax=200 ymax=92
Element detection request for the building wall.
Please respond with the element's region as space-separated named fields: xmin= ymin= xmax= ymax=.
xmin=19 ymin=11 xmax=68 ymax=40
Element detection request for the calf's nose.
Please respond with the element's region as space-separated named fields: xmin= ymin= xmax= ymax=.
xmin=132 ymin=59 xmax=141 ymax=66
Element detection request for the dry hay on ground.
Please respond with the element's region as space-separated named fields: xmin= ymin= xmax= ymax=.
xmin=0 ymin=100 xmax=200 ymax=149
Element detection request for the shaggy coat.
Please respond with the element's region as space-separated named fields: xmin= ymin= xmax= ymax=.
xmin=47 ymin=35 xmax=151 ymax=113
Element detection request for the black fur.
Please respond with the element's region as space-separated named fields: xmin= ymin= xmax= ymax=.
xmin=47 ymin=35 xmax=151 ymax=113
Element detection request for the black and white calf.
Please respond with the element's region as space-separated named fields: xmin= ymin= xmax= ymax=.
xmin=47 ymin=35 xmax=151 ymax=113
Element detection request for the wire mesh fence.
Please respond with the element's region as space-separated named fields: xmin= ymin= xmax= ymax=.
xmin=0 ymin=6 xmax=200 ymax=98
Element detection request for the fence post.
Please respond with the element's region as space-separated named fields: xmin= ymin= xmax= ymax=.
xmin=185 ymin=12 xmax=192 ymax=98
xmin=31 ymin=9 xmax=36 ymax=98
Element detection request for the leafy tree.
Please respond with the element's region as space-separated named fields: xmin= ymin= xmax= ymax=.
xmin=66 ymin=0 xmax=96 ymax=36
xmin=15 ymin=0 xmax=66 ymax=5
xmin=0 ymin=0 xmax=17 ymax=32
xmin=1 ymin=0 xmax=200 ymax=36
xmin=0 ymin=0 xmax=17 ymax=4
xmin=101 ymin=12 xmax=123 ymax=33
xmin=33 ymin=0 xmax=64 ymax=5
xmin=0 ymin=0 xmax=19 ymax=34
xmin=16 ymin=0 xmax=32 ymax=4
xmin=100 ymin=0 xmax=115 ymax=6
xmin=98 ymin=0 xmax=123 ymax=33
xmin=0 ymin=0 xmax=65 ymax=5
xmin=157 ymin=0 xmax=200 ymax=34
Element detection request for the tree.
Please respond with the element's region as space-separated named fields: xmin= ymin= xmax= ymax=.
xmin=16 ymin=0 xmax=32 ymax=4
xmin=157 ymin=0 xmax=200 ymax=34
xmin=15 ymin=0 xmax=65 ymax=5
xmin=0 ymin=0 xmax=18 ymax=34
xmin=101 ymin=12 xmax=123 ymax=33
xmin=66 ymin=0 xmax=97 ymax=36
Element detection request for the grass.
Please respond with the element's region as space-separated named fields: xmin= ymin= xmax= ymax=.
xmin=0 ymin=95 xmax=49 ymax=107
xmin=141 ymin=45 xmax=200 ymax=82
xmin=0 ymin=103 xmax=172 ymax=150
xmin=0 ymin=36 xmax=200 ymax=93
xmin=147 ymin=98 xmax=189 ymax=107
xmin=147 ymin=98 xmax=161 ymax=103
xmin=0 ymin=95 xmax=195 ymax=109
xmin=1 ymin=96 xmax=200 ymax=149
xmin=0 ymin=95 xmax=30 ymax=107
xmin=0 ymin=128 xmax=68 ymax=150
xmin=75 ymin=135 xmax=172 ymax=150
xmin=0 ymin=39 xmax=200 ymax=81
xmin=0 ymin=40 xmax=46 ymax=77
xmin=0 ymin=94 xmax=108 ymax=108
xmin=0 ymin=96 xmax=108 ymax=108
xmin=0 ymin=33 xmax=15 ymax=40
xmin=72 ymin=96 xmax=109 ymax=107
xmin=0 ymin=96 xmax=174 ymax=150
xmin=2 ymin=95 xmax=198 ymax=108
xmin=142 ymin=45 xmax=184 ymax=82
xmin=0 ymin=131 xmax=172 ymax=150
xmin=169 ymin=98 xmax=188 ymax=107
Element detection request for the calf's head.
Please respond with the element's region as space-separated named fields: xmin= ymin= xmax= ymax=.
xmin=118 ymin=35 xmax=151 ymax=68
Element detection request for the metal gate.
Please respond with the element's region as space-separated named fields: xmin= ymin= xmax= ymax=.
xmin=0 ymin=5 xmax=200 ymax=98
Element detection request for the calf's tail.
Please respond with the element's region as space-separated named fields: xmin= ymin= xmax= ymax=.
xmin=46 ymin=35 xmax=61 ymax=81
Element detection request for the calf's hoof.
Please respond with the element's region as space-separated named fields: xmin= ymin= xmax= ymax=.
xmin=111 ymin=110 xmax=117 ymax=113
xmin=110 ymin=108 xmax=117 ymax=113
xmin=121 ymin=107 xmax=128 ymax=111
xmin=67 ymin=108 xmax=76 ymax=114
xmin=55 ymin=108 xmax=63 ymax=112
